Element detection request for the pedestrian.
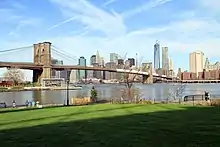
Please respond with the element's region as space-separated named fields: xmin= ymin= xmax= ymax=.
xmin=205 ymin=91 xmax=210 ymax=101
xmin=36 ymin=101 xmax=39 ymax=108
xmin=32 ymin=100 xmax=36 ymax=107
xmin=12 ymin=100 xmax=16 ymax=108
xmin=25 ymin=100 xmax=29 ymax=107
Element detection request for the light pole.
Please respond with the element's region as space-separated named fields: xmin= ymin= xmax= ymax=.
xmin=66 ymin=79 xmax=70 ymax=106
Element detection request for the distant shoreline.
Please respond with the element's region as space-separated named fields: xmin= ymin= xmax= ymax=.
xmin=0 ymin=86 xmax=82 ymax=93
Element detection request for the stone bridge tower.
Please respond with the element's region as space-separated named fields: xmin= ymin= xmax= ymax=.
xmin=142 ymin=62 xmax=153 ymax=84
xmin=32 ymin=42 xmax=52 ymax=85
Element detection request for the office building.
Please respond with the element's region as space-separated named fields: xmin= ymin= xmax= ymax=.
xmin=205 ymin=58 xmax=220 ymax=71
xmin=162 ymin=47 xmax=169 ymax=70
xmin=128 ymin=58 xmax=135 ymax=67
xmin=100 ymin=57 xmax=105 ymax=67
xmin=51 ymin=58 xmax=63 ymax=78
xmin=78 ymin=56 xmax=87 ymax=79
xmin=110 ymin=53 xmax=118 ymax=64
xmin=105 ymin=62 xmax=117 ymax=80
xmin=92 ymin=63 xmax=102 ymax=79
xmin=69 ymin=70 xmax=77 ymax=83
xmin=142 ymin=62 xmax=152 ymax=72
xmin=96 ymin=50 xmax=101 ymax=65
xmin=60 ymin=70 xmax=71 ymax=81
xmin=118 ymin=59 xmax=124 ymax=65
xmin=189 ymin=51 xmax=204 ymax=77
xmin=154 ymin=41 xmax=160 ymax=69
xmin=90 ymin=55 xmax=96 ymax=65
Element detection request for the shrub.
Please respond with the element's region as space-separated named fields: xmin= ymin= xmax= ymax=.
xmin=90 ymin=88 xmax=98 ymax=102
xmin=210 ymin=99 xmax=220 ymax=107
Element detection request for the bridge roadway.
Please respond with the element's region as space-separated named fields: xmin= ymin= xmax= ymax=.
xmin=0 ymin=61 xmax=150 ymax=76
xmin=0 ymin=61 xmax=175 ymax=79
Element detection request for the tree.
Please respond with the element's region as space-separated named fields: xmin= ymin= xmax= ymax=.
xmin=113 ymin=54 xmax=144 ymax=103
xmin=3 ymin=68 xmax=25 ymax=85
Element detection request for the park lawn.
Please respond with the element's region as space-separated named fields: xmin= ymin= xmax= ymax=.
xmin=0 ymin=104 xmax=220 ymax=147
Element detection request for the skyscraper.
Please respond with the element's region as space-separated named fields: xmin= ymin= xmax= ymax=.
xmin=189 ymin=51 xmax=204 ymax=77
xmin=128 ymin=58 xmax=135 ymax=67
xmin=96 ymin=50 xmax=101 ymax=65
xmin=90 ymin=55 xmax=96 ymax=65
xmin=78 ymin=56 xmax=87 ymax=79
xmin=169 ymin=56 xmax=174 ymax=70
xmin=110 ymin=53 xmax=118 ymax=64
xmin=162 ymin=47 xmax=169 ymax=70
xmin=154 ymin=41 xmax=160 ymax=69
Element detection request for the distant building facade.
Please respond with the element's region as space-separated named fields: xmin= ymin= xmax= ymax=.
xmin=189 ymin=51 xmax=204 ymax=77
xmin=78 ymin=56 xmax=87 ymax=79
xmin=154 ymin=41 xmax=160 ymax=70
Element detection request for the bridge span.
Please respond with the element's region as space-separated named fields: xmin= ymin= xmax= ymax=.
xmin=0 ymin=42 xmax=172 ymax=84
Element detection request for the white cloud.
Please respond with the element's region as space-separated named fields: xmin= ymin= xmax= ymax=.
xmin=47 ymin=16 xmax=79 ymax=31
xmin=46 ymin=0 xmax=220 ymax=66
xmin=121 ymin=0 xmax=174 ymax=19
xmin=49 ymin=0 xmax=126 ymax=38
xmin=2 ymin=0 xmax=220 ymax=79
xmin=8 ymin=18 xmax=43 ymax=36
xmin=102 ymin=0 xmax=119 ymax=7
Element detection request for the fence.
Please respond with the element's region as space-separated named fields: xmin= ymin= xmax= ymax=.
xmin=183 ymin=94 xmax=220 ymax=102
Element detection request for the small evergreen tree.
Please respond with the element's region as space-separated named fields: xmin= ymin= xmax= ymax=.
xmin=90 ymin=86 xmax=98 ymax=102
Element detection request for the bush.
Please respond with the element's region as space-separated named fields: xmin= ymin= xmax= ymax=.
xmin=90 ymin=89 xmax=98 ymax=102
xmin=137 ymin=100 xmax=152 ymax=104
xmin=210 ymin=99 xmax=220 ymax=107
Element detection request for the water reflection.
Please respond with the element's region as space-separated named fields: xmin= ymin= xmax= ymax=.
xmin=0 ymin=84 xmax=220 ymax=106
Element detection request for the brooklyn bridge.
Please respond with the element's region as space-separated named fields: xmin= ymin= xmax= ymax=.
xmin=0 ymin=42 xmax=174 ymax=84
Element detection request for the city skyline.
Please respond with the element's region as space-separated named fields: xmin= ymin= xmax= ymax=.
xmin=0 ymin=0 xmax=220 ymax=80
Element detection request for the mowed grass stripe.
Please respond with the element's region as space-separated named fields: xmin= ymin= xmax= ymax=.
xmin=1 ymin=104 xmax=220 ymax=147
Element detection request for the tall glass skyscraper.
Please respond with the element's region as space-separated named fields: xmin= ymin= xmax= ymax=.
xmin=154 ymin=41 xmax=160 ymax=69
xmin=78 ymin=56 xmax=87 ymax=79
xmin=110 ymin=53 xmax=118 ymax=64
xmin=162 ymin=47 xmax=169 ymax=70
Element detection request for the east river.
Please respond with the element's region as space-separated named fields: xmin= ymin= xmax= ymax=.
xmin=0 ymin=83 xmax=220 ymax=106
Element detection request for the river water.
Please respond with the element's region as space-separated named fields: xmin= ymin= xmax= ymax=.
xmin=0 ymin=83 xmax=220 ymax=106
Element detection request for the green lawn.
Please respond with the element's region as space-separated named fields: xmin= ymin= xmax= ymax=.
xmin=0 ymin=104 xmax=220 ymax=147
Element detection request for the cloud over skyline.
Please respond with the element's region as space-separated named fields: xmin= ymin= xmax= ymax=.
xmin=0 ymin=0 xmax=220 ymax=80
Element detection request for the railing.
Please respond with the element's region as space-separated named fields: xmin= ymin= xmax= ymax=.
xmin=183 ymin=94 xmax=220 ymax=102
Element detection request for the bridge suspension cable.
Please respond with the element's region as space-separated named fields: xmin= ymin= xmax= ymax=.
xmin=51 ymin=48 xmax=77 ymax=61
xmin=51 ymin=45 xmax=78 ymax=59
xmin=0 ymin=46 xmax=32 ymax=54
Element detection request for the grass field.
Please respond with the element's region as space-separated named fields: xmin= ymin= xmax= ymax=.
xmin=0 ymin=104 xmax=220 ymax=147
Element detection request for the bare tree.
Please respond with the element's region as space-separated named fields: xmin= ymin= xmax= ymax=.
xmin=114 ymin=54 xmax=144 ymax=103
xmin=3 ymin=68 xmax=25 ymax=85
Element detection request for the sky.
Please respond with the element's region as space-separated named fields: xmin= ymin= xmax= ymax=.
xmin=0 ymin=0 xmax=220 ymax=80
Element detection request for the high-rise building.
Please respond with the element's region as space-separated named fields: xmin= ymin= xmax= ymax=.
xmin=169 ymin=56 xmax=174 ymax=70
xmin=100 ymin=57 xmax=105 ymax=67
xmin=128 ymin=58 xmax=135 ymax=67
xmin=96 ymin=50 xmax=101 ymax=65
xmin=162 ymin=47 xmax=169 ymax=70
xmin=105 ymin=62 xmax=117 ymax=80
xmin=118 ymin=59 xmax=124 ymax=65
xmin=189 ymin=51 xmax=204 ymax=77
xmin=154 ymin=41 xmax=160 ymax=70
xmin=60 ymin=70 xmax=71 ymax=81
xmin=90 ymin=55 xmax=96 ymax=65
xmin=69 ymin=70 xmax=77 ymax=83
xmin=51 ymin=58 xmax=63 ymax=78
xmin=78 ymin=56 xmax=87 ymax=79
xmin=110 ymin=53 xmax=118 ymax=64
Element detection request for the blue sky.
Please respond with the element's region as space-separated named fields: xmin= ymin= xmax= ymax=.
xmin=0 ymin=0 xmax=220 ymax=80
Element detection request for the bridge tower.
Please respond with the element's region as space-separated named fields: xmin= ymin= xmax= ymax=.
xmin=143 ymin=62 xmax=153 ymax=84
xmin=32 ymin=42 xmax=52 ymax=85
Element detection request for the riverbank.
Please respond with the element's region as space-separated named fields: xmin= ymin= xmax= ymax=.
xmin=0 ymin=86 xmax=82 ymax=92
xmin=0 ymin=104 xmax=220 ymax=146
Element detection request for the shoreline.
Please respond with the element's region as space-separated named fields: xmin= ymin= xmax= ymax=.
xmin=0 ymin=86 xmax=82 ymax=93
